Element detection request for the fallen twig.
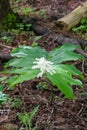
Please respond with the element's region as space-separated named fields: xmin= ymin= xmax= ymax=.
xmin=0 ymin=43 xmax=14 ymax=49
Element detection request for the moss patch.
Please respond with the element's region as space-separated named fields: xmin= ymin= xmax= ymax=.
xmin=0 ymin=13 xmax=17 ymax=31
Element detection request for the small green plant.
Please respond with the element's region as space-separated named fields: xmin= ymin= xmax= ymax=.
xmin=25 ymin=24 xmax=32 ymax=31
xmin=17 ymin=106 xmax=39 ymax=130
xmin=22 ymin=7 xmax=35 ymax=16
xmin=2 ymin=43 xmax=84 ymax=99
xmin=16 ymin=23 xmax=25 ymax=31
xmin=72 ymin=18 xmax=87 ymax=33
xmin=2 ymin=13 xmax=17 ymax=30
xmin=17 ymin=23 xmax=31 ymax=31
xmin=0 ymin=85 xmax=9 ymax=105
xmin=15 ymin=0 xmax=21 ymax=3
xmin=37 ymin=81 xmax=48 ymax=90
xmin=0 ymin=35 xmax=14 ymax=43
xmin=11 ymin=23 xmax=32 ymax=34
xmin=32 ymin=36 xmax=42 ymax=47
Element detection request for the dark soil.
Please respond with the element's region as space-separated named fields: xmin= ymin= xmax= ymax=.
xmin=0 ymin=0 xmax=87 ymax=130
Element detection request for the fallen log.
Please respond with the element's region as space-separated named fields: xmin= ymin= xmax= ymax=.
xmin=55 ymin=1 xmax=87 ymax=32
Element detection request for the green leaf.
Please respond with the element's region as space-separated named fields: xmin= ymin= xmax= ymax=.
xmin=49 ymin=43 xmax=77 ymax=56
xmin=29 ymin=106 xmax=39 ymax=121
xmin=80 ymin=18 xmax=87 ymax=24
xmin=49 ymin=44 xmax=84 ymax=64
xmin=11 ymin=45 xmax=47 ymax=58
xmin=6 ymin=69 xmax=40 ymax=88
xmin=4 ymin=67 xmax=32 ymax=74
xmin=0 ymin=85 xmax=4 ymax=91
xmin=55 ymin=64 xmax=84 ymax=80
xmin=0 ymin=91 xmax=9 ymax=104
xmin=6 ymin=46 xmax=48 ymax=68
xmin=17 ymin=106 xmax=39 ymax=130
xmin=46 ymin=65 xmax=83 ymax=99
xmin=47 ymin=72 xmax=74 ymax=99
xmin=34 ymin=36 xmax=42 ymax=42
xmin=5 ymin=57 xmax=34 ymax=68
xmin=50 ymin=52 xmax=84 ymax=64
xmin=4 ymin=46 xmax=48 ymax=88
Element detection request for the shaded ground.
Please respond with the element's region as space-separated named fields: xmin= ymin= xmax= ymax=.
xmin=0 ymin=0 xmax=87 ymax=130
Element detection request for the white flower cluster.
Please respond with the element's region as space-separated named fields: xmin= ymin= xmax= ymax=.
xmin=32 ymin=57 xmax=56 ymax=78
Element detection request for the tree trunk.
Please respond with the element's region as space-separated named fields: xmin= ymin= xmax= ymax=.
xmin=0 ymin=0 xmax=12 ymax=22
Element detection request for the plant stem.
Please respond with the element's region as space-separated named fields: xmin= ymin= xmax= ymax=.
xmin=50 ymin=86 xmax=54 ymax=105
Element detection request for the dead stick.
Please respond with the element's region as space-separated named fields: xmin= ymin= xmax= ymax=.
xmin=0 ymin=43 xmax=14 ymax=49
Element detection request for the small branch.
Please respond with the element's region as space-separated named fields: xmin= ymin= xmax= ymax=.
xmin=76 ymin=105 xmax=84 ymax=117
xmin=0 ymin=43 xmax=14 ymax=49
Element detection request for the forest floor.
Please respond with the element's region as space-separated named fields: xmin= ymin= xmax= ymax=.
xmin=0 ymin=0 xmax=87 ymax=130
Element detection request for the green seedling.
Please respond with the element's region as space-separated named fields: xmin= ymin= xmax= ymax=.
xmin=0 ymin=35 xmax=14 ymax=43
xmin=2 ymin=13 xmax=17 ymax=30
xmin=0 ymin=85 xmax=9 ymax=105
xmin=32 ymin=36 xmax=42 ymax=47
xmin=72 ymin=18 xmax=87 ymax=34
xmin=18 ymin=106 xmax=39 ymax=130
xmin=22 ymin=7 xmax=35 ymax=16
